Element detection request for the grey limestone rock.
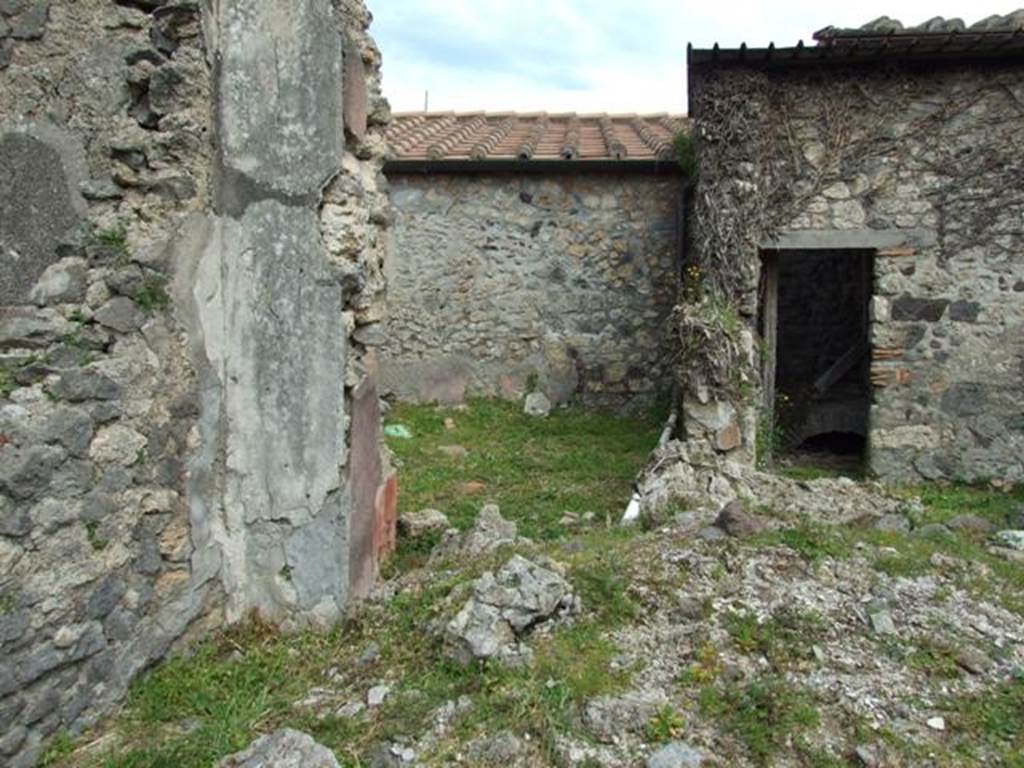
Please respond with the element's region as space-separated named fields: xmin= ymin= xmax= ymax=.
xmin=714 ymin=499 xmax=764 ymax=538
xmin=869 ymin=609 xmax=896 ymax=635
xmin=466 ymin=731 xmax=532 ymax=767
xmin=8 ymin=1 xmax=47 ymax=40
xmin=0 ymin=444 xmax=66 ymax=500
xmin=94 ymin=297 xmax=145 ymax=334
xmin=433 ymin=504 xmax=519 ymax=560
xmin=524 ymin=391 xmax=551 ymax=417
xmin=647 ymin=742 xmax=704 ymax=768
xmin=583 ymin=689 xmax=666 ymax=744
xmin=218 ymin=729 xmax=340 ymax=768
xmin=445 ymin=554 xmax=577 ymax=665
xmin=874 ymin=514 xmax=910 ymax=534
xmin=945 ymin=514 xmax=996 ymax=535
xmin=49 ymin=369 xmax=121 ymax=402
xmin=0 ymin=308 xmax=73 ymax=348
xmin=995 ymin=530 xmax=1024 ymax=551
xmin=398 ymin=508 xmax=449 ymax=538
xmin=29 ymin=258 xmax=87 ymax=306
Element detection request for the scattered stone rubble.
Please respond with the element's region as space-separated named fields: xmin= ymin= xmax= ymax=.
xmin=444 ymin=553 xmax=579 ymax=666
xmin=430 ymin=503 xmax=526 ymax=560
xmin=636 ymin=440 xmax=909 ymax=525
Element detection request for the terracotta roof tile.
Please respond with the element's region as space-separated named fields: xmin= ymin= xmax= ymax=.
xmin=385 ymin=112 xmax=689 ymax=162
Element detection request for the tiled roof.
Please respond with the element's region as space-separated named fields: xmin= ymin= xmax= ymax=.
xmin=815 ymin=10 xmax=1024 ymax=40
xmin=385 ymin=112 xmax=688 ymax=163
xmin=690 ymin=10 xmax=1024 ymax=71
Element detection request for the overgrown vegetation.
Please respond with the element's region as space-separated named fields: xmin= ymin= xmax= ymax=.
xmin=673 ymin=131 xmax=698 ymax=177
xmin=52 ymin=522 xmax=646 ymax=768
xmin=748 ymin=484 xmax=1024 ymax=616
xmin=49 ymin=400 xmax=661 ymax=768
xmin=671 ymin=292 xmax=753 ymax=398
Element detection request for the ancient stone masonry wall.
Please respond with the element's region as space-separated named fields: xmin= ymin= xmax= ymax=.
xmin=0 ymin=1 xmax=390 ymax=764
xmin=382 ymin=173 xmax=680 ymax=407
xmin=325 ymin=0 xmax=395 ymax=601
xmin=688 ymin=62 xmax=1024 ymax=482
xmin=0 ymin=3 xmax=214 ymax=764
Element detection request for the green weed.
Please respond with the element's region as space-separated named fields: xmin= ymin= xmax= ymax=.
xmin=37 ymin=732 xmax=76 ymax=767
xmin=0 ymin=368 xmax=14 ymax=399
xmin=84 ymin=521 xmax=109 ymax=551
xmin=942 ymin=679 xmax=1024 ymax=765
xmin=131 ymin=275 xmax=170 ymax=312
xmin=699 ymin=676 xmax=820 ymax=766
xmin=645 ymin=704 xmax=686 ymax=743
xmin=724 ymin=606 xmax=825 ymax=670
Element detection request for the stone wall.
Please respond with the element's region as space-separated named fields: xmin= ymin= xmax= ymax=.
xmin=0 ymin=1 xmax=389 ymax=764
xmin=688 ymin=61 xmax=1024 ymax=482
xmin=382 ymin=172 xmax=681 ymax=407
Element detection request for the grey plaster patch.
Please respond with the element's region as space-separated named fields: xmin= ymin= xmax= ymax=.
xmin=211 ymin=0 xmax=344 ymax=200
xmin=185 ymin=202 xmax=349 ymax=621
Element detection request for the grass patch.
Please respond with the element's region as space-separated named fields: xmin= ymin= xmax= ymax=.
xmin=942 ymin=679 xmax=1024 ymax=765
xmin=902 ymin=636 xmax=963 ymax=679
xmin=384 ymin=399 xmax=662 ymax=569
xmin=57 ymin=528 xmax=644 ymax=767
xmin=901 ymin=483 xmax=1024 ymax=529
xmin=84 ymin=521 xmax=109 ymax=552
xmin=699 ymin=676 xmax=821 ymax=766
xmin=37 ymin=732 xmax=75 ymax=767
xmin=92 ymin=226 xmax=132 ymax=265
xmin=750 ymin=520 xmax=853 ymax=564
xmin=724 ymin=606 xmax=825 ymax=670
xmin=431 ymin=621 xmax=631 ymax=762
xmin=566 ymin=531 xmax=642 ymax=626
xmin=0 ymin=368 xmax=14 ymax=399
xmin=777 ymin=464 xmax=863 ymax=482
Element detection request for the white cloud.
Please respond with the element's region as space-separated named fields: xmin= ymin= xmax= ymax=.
xmin=371 ymin=1 xmax=1018 ymax=114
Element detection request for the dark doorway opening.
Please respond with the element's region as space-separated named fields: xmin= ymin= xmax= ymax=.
xmin=760 ymin=249 xmax=873 ymax=473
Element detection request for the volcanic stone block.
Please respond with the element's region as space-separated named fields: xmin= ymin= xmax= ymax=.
xmin=0 ymin=124 xmax=86 ymax=305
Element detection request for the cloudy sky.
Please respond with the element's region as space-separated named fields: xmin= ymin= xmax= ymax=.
xmin=372 ymin=1 xmax=1016 ymax=114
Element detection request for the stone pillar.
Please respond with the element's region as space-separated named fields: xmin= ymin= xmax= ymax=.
xmin=182 ymin=0 xmax=353 ymax=626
